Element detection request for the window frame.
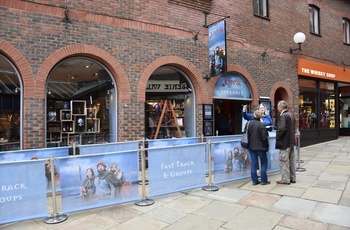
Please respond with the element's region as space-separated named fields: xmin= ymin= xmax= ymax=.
xmin=343 ymin=17 xmax=350 ymax=45
xmin=309 ymin=4 xmax=321 ymax=35
xmin=253 ymin=0 xmax=269 ymax=19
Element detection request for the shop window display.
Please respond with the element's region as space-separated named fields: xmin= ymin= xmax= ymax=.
xmin=299 ymin=79 xmax=317 ymax=130
xmin=46 ymin=57 xmax=115 ymax=147
xmin=0 ymin=54 xmax=21 ymax=151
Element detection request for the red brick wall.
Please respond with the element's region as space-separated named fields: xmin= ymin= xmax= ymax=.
xmin=0 ymin=0 xmax=349 ymax=148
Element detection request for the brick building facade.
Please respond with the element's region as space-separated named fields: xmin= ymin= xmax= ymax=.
xmin=0 ymin=0 xmax=349 ymax=150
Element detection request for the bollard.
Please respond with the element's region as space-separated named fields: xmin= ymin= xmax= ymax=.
xmin=295 ymin=129 xmax=306 ymax=172
xmin=135 ymin=146 xmax=154 ymax=206
xmin=44 ymin=154 xmax=68 ymax=224
xmin=202 ymin=140 xmax=219 ymax=191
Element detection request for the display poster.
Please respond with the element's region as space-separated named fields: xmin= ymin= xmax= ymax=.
xmin=208 ymin=20 xmax=227 ymax=77
xmin=60 ymin=151 xmax=139 ymax=213
xmin=212 ymin=137 xmax=280 ymax=184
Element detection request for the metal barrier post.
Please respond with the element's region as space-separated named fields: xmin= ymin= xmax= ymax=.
xmin=135 ymin=146 xmax=154 ymax=206
xmin=44 ymin=154 xmax=68 ymax=224
xmin=295 ymin=129 xmax=306 ymax=172
xmin=72 ymin=142 xmax=76 ymax=156
xmin=138 ymin=138 xmax=149 ymax=185
xmin=202 ymin=141 xmax=219 ymax=191
xmin=295 ymin=129 xmax=304 ymax=164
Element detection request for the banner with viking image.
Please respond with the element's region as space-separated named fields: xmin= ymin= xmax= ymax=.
xmin=208 ymin=20 xmax=227 ymax=78
xmin=0 ymin=147 xmax=68 ymax=194
xmin=212 ymin=136 xmax=280 ymax=184
xmin=59 ymin=150 xmax=139 ymax=213
xmin=212 ymin=140 xmax=252 ymax=183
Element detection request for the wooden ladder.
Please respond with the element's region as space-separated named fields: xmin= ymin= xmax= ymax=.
xmin=152 ymin=100 xmax=182 ymax=139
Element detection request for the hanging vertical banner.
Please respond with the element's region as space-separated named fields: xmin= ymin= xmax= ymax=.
xmin=0 ymin=160 xmax=47 ymax=224
xmin=60 ymin=151 xmax=139 ymax=213
xmin=208 ymin=20 xmax=227 ymax=77
xmin=148 ymin=144 xmax=206 ymax=196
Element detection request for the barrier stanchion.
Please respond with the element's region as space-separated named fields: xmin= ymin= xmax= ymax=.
xmin=201 ymin=134 xmax=210 ymax=177
xmin=295 ymin=129 xmax=304 ymax=164
xmin=295 ymin=129 xmax=306 ymax=172
xmin=135 ymin=146 xmax=154 ymax=206
xmin=44 ymin=154 xmax=68 ymax=224
xmin=72 ymin=142 xmax=76 ymax=156
xmin=138 ymin=138 xmax=149 ymax=185
xmin=202 ymin=141 xmax=219 ymax=191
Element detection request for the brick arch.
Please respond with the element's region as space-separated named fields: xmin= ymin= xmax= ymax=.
xmin=36 ymin=44 xmax=130 ymax=101
xmin=138 ymin=56 xmax=206 ymax=103
xmin=270 ymin=81 xmax=293 ymax=107
xmin=0 ymin=39 xmax=33 ymax=97
xmin=207 ymin=64 xmax=260 ymax=106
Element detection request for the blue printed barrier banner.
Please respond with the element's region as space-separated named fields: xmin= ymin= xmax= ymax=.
xmin=0 ymin=160 xmax=47 ymax=224
xmin=148 ymin=137 xmax=199 ymax=148
xmin=148 ymin=143 xmax=207 ymax=197
xmin=212 ymin=140 xmax=251 ymax=183
xmin=205 ymin=135 xmax=242 ymax=143
xmin=79 ymin=141 xmax=139 ymax=155
xmin=212 ymin=137 xmax=280 ymax=184
xmin=60 ymin=150 xmax=139 ymax=213
xmin=0 ymin=147 xmax=68 ymax=162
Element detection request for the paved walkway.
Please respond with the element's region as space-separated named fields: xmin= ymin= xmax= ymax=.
xmin=1 ymin=137 xmax=350 ymax=230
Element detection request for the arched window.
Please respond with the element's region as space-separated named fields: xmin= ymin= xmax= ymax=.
xmin=0 ymin=53 xmax=22 ymax=151
xmin=46 ymin=57 xmax=116 ymax=147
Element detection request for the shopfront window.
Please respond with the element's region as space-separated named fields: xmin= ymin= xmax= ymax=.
xmin=320 ymin=81 xmax=335 ymax=129
xmin=145 ymin=66 xmax=194 ymax=139
xmin=299 ymin=79 xmax=317 ymax=130
xmin=46 ymin=57 xmax=116 ymax=148
xmin=0 ymin=54 xmax=22 ymax=151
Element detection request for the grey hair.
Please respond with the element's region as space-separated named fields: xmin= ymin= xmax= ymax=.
xmin=278 ymin=100 xmax=288 ymax=109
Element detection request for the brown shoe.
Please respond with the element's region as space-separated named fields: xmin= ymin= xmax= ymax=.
xmin=276 ymin=180 xmax=290 ymax=185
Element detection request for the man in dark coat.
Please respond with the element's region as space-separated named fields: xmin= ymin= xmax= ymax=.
xmin=275 ymin=100 xmax=296 ymax=185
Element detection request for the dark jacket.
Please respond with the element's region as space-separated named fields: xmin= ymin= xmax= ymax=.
xmin=246 ymin=118 xmax=269 ymax=151
xmin=275 ymin=110 xmax=296 ymax=150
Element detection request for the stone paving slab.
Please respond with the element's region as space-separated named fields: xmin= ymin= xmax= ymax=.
xmin=164 ymin=214 xmax=224 ymax=230
xmin=278 ymin=215 xmax=329 ymax=230
xmin=162 ymin=195 xmax=213 ymax=213
xmin=311 ymin=203 xmax=350 ymax=228
xmin=223 ymin=206 xmax=284 ymax=230
xmin=193 ymin=200 xmax=246 ymax=222
xmin=113 ymin=215 xmax=169 ymax=230
xmin=142 ymin=206 xmax=187 ymax=224
xmin=301 ymin=187 xmax=343 ymax=204
xmin=237 ymin=192 xmax=281 ymax=211
xmin=272 ymin=196 xmax=318 ymax=219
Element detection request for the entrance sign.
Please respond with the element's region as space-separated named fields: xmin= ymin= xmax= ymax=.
xmin=213 ymin=72 xmax=252 ymax=100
